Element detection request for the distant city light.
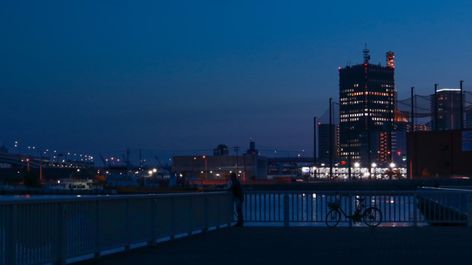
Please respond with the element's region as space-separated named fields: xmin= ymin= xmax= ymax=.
xmin=354 ymin=162 xmax=360 ymax=168
xmin=389 ymin=162 xmax=396 ymax=168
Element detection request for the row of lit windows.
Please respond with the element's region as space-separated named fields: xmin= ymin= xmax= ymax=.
xmin=341 ymin=117 xmax=392 ymax=123
xmin=340 ymin=109 xmax=393 ymax=117
xmin=372 ymin=117 xmax=390 ymax=121
xmin=371 ymin=100 xmax=393 ymax=105
xmin=340 ymin=118 xmax=361 ymax=122
xmin=342 ymin=92 xmax=394 ymax=97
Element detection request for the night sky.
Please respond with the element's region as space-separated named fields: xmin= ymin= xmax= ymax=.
xmin=1 ymin=0 xmax=472 ymax=158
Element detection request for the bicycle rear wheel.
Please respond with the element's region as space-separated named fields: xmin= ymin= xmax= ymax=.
xmin=326 ymin=209 xmax=341 ymax=227
xmin=363 ymin=207 xmax=382 ymax=227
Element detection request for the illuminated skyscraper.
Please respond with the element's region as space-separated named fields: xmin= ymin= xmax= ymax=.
xmin=339 ymin=48 xmax=396 ymax=165
xmin=431 ymin=88 xmax=463 ymax=130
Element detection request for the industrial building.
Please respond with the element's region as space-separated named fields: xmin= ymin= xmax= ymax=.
xmin=172 ymin=141 xmax=268 ymax=181
xmin=407 ymin=129 xmax=472 ymax=178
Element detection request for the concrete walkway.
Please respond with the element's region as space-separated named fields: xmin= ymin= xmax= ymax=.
xmin=83 ymin=227 xmax=472 ymax=265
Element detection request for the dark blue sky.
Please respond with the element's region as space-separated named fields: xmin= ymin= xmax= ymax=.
xmin=1 ymin=0 xmax=472 ymax=157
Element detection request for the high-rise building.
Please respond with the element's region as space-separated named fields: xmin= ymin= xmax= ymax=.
xmin=431 ymin=88 xmax=463 ymax=130
xmin=339 ymin=48 xmax=396 ymax=165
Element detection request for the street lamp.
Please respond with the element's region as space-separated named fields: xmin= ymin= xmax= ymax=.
xmin=388 ymin=162 xmax=396 ymax=180
xmin=354 ymin=162 xmax=360 ymax=179
xmin=202 ymin=156 xmax=208 ymax=179
xmin=371 ymin=163 xmax=377 ymax=179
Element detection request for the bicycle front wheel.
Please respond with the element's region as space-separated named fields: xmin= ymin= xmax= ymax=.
xmin=326 ymin=209 xmax=341 ymax=227
xmin=363 ymin=207 xmax=382 ymax=227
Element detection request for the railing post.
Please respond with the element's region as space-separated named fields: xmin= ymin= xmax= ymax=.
xmin=188 ymin=196 xmax=193 ymax=236
xmin=149 ymin=198 xmax=157 ymax=246
xmin=227 ymin=193 xmax=232 ymax=227
xmin=6 ymin=204 xmax=17 ymax=265
xmin=348 ymin=195 xmax=353 ymax=227
xmin=216 ymin=195 xmax=221 ymax=229
xmin=170 ymin=197 xmax=175 ymax=240
xmin=55 ymin=202 xmax=66 ymax=265
xmin=413 ymin=193 xmax=418 ymax=227
xmin=468 ymin=194 xmax=472 ymax=227
xmin=124 ymin=198 xmax=130 ymax=251
xmin=283 ymin=193 xmax=289 ymax=227
xmin=203 ymin=195 xmax=208 ymax=233
xmin=94 ymin=200 xmax=101 ymax=260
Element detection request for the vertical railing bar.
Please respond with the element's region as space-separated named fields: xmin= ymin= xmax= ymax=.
xmin=310 ymin=193 xmax=313 ymax=222
xmin=55 ymin=202 xmax=65 ymax=265
xmin=291 ymin=193 xmax=294 ymax=221
xmin=203 ymin=196 xmax=209 ymax=232
xmin=301 ymin=193 xmax=305 ymax=221
xmin=149 ymin=199 xmax=157 ymax=246
xmin=277 ymin=193 xmax=279 ymax=223
xmin=246 ymin=194 xmax=250 ymax=222
xmin=263 ymin=193 xmax=266 ymax=222
xmin=188 ymin=196 xmax=193 ymax=236
xmin=467 ymin=194 xmax=472 ymax=227
xmin=124 ymin=199 xmax=130 ymax=250
xmin=94 ymin=200 xmax=101 ymax=260
xmin=259 ymin=194 xmax=264 ymax=222
xmin=283 ymin=193 xmax=289 ymax=227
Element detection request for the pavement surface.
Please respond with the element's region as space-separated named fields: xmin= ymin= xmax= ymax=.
xmin=82 ymin=227 xmax=472 ymax=265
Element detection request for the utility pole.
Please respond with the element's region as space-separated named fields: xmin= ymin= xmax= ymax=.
xmin=329 ymin=98 xmax=333 ymax=179
xmin=460 ymin=80 xmax=464 ymax=130
xmin=313 ymin=116 xmax=317 ymax=165
xmin=347 ymin=106 xmax=352 ymax=180
xmin=411 ymin=87 xmax=415 ymax=132
xmin=434 ymin=83 xmax=439 ymax=131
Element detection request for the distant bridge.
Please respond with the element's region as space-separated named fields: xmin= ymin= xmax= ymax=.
xmin=0 ymin=152 xmax=94 ymax=169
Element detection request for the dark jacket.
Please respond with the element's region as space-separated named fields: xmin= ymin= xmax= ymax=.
xmin=230 ymin=179 xmax=244 ymax=201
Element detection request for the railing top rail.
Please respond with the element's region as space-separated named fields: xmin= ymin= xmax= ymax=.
xmin=244 ymin=190 xmax=417 ymax=195
xmin=0 ymin=191 xmax=230 ymax=205
xmin=418 ymin=186 xmax=472 ymax=193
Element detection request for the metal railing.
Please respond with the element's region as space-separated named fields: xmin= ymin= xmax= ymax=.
xmin=0 ymin=192 xmax=233 ymax=265
xmin=243 ymin=190 xmax=472 ymax=227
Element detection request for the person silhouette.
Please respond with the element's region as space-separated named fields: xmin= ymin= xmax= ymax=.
xmin=229 ymin=173 xmax=244 ymax=227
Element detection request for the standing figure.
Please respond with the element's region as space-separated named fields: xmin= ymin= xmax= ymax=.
xmin=229 ymin=173 xmax=244 ymax=227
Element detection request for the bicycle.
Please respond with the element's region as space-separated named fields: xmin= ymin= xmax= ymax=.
xmin=325 ymin=196 xmax=382 ymax=227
